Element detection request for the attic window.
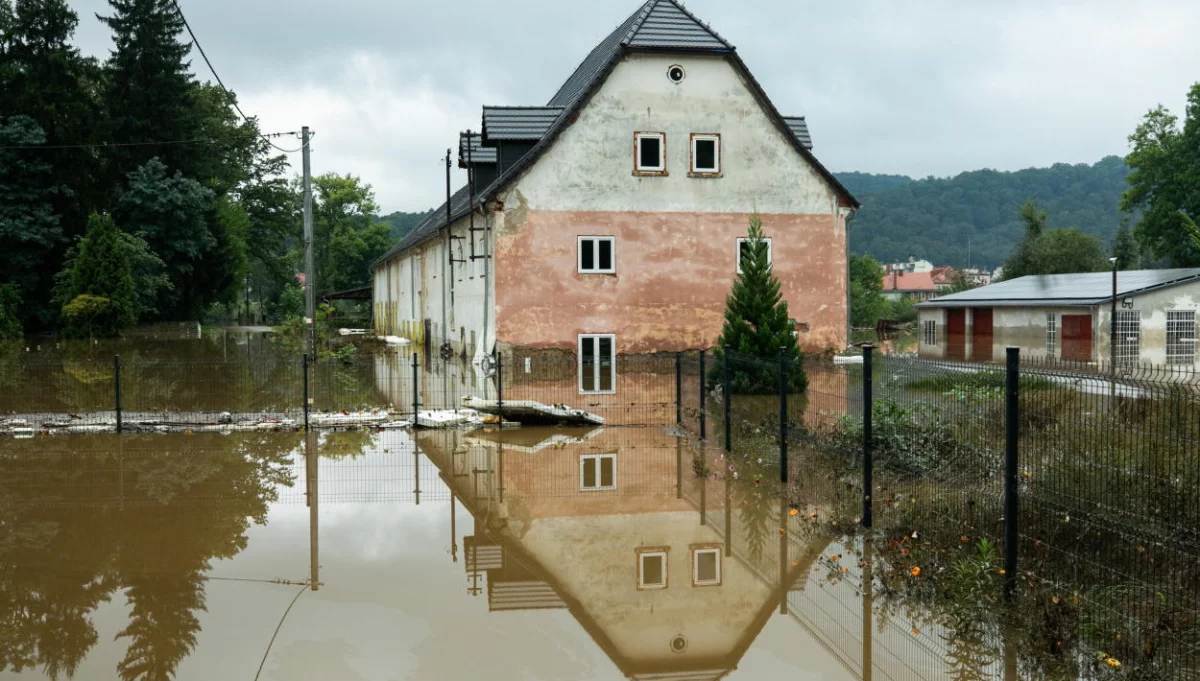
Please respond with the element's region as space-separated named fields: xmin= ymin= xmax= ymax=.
xmin=690 ymin=133 xmax=721 ymax=176
xmin=635 ymin=132 xmax=666 ymax=175
xmin=667 ymin=64 xmax=686 ymax=83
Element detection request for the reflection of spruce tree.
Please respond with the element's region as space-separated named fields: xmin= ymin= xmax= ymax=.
xmin=116 ymin=573 xmax=206 ymax=681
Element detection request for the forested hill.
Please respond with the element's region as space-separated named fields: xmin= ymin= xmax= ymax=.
xmin=838 ymin=156 xmax=1129 ymax=268
xmin=379 ymin=210 xmax=433 ymax=240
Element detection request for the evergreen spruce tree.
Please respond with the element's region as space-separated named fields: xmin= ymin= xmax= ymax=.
xmin=98 ymin=0 xmax=201 ymax=187
xmin=1112 ymin=219 xmax=1141 ymax=270
xmin=57 ymin=212 xmax=137 ymax=337
xmin=712 ymin=215 xmax=807 ymax=394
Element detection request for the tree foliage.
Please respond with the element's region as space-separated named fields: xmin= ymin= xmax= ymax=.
xmin=849 ymin=254 xmax=887 ymax=328
xmin=1002 ymin=200 xmax=1109 ymax=280
xmin=56 ymin=212 xmax=136 ymax=337
xmin=712 ymin=215 xmax=807 ymax=394
xmin=1121 ymin=82 xmax=1200 ymax=267
xmin=1112 ymin=219 xmax=1141 ymax=270
xmin=843 ymin=157 xmax=1130 ymax=269
xmin=312 ymin=174 xmax=392 ymax=292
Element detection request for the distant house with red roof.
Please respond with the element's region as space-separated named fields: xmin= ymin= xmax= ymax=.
xmin=930 ymin=266 xmax=957 ymax=291
xmin=882 ymin=270 xmax=937 ymax=302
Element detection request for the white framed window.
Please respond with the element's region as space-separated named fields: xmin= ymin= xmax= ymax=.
xmin=922 ymin=319 xmax=937 ymax=346
xmin=1166 ymin=310 xmax=1196 ymax=366
xmin=579 ymin=334 xmax=616 ymax=394
xmin=578 ymin=236 xmax=615 ymax=274
xmin=736 ymin=237 xmax=772 ymax=274
xmin=1114 ymin=310 xmax=1141 ymax=367
xmin=634 ymin=132 xmax=666 ymax=174
xmin=691 ymin=546 xmax=722 ymax=586
xmin=637 ymin=548 xmax=668 ymax=589
xmin=690 ymin=133 xmax=721 ymax=175
xmin=580 ymin=453 xmax=616 ymax=491
xmin=1045 ymin=313 xmax=1057 ymax=358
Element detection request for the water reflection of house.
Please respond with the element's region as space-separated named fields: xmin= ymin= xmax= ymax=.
xmin=417 ymin=427 xmax=817 ymax=680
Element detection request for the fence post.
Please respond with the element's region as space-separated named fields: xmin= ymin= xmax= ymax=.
xmin=496 ymin=350 xmax=504 ymax=415
xmin=779 ymin=352 xmax=788 ymax=484
xmin=862 ymin=345 xmax=873 ymax=528
xmin=411 ymin=351 xmax=419 ymax=422
xmin=302 ymin=354 xmax=310 ymax=431
xmin=699 ymin=349 xmax=707 ymax=439
xmin=723 ymin=350 xmax=732 ymax=452
xmin=675 ymin=352 xmax=682 ymax=426
xmin=113 ymin=355 xmax=122 ymax=434
xmin=1004 ymin=346 xmax=1020 ymax=599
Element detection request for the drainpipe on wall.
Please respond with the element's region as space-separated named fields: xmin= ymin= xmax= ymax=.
xmin=843 ymin=206 xmax=859 ymax=349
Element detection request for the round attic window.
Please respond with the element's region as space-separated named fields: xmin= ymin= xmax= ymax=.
xmin=670 ymin=635 xmax=688 ymax=653
xmin=667 ymin=65 xmax=686 ymax=83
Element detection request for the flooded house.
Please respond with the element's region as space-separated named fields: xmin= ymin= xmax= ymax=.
xmin=371 ymin=0 xmax=860 ymax=392
xmin=915 ymin=268 xmax=1200 ymax=365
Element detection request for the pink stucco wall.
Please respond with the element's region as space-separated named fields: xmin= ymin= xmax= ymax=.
xmin=494 ymin=210 xmax=846 ymax=354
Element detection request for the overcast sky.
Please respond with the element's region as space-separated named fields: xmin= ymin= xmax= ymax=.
xmin=70 ymin=0 xmax=1199 ymax=214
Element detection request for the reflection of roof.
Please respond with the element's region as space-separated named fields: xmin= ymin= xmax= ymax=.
xmin=918 ymin=267 xmax=1200 ymax=308
xmin=881 ymin=271 xmax=935 ymax=292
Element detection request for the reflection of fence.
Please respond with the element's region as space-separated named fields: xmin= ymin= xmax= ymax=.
xmin=708 ymin=349 xmax=1199 ymax=678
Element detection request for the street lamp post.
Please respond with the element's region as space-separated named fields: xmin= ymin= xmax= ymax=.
xmin=1109 ymin=257 xmax=1118 ymax=371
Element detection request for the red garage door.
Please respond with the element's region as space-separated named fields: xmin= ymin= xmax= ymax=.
xmin=1062 ymin=314 xmax=1093 ymax=362
xmin=946 ymin=309 xmax=966 ymax=360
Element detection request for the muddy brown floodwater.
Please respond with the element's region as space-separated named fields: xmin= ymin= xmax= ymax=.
xmin=0 ymin=422 xmax=1034 ymax=681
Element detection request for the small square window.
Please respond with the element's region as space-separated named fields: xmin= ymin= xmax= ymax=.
xmin=736 ymin=237 xmax=772 ymax=274
xmin=637 ymin=548 xmax=668 ymax=589
xmin=690 ymin=133 xmax=721 ymax=175
xmin=580 ymin=453 xmax=616 ymax=491
xmin=692 ymin=546 xmax=722 ymax=586
xmin=635 ymin=132 xmax=666 ymax=175
xmin=578 ymin=236 xmax=615 ymax=274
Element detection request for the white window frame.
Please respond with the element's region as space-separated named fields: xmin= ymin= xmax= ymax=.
xmin=578 ymin=334 xmax=617 ymax=395
xmin=637 ymin=548 xmax=668 ymax=590
xmin=577 ymin=236 xmax=616 ymax=274
xmin=690 ymin=133 xmax=721 ymax=175
xmin=922 ymin=319 xmax=937 ymax=346
xmin=634 ymin=132 xmax=666 ymax=174
xmin=1114 ymin=309 xmax=1141 ymax=367
xmin=579 ymin=453 xmax=617 ymax=491
xmin=736 ymin=237 xmax=773 ymax=274
xmin=691 ymin=546 xmax=722 ymax=586
xmin=1045 ymin=313 xmax=1057 ymax=358
xmin=1166 ymin=310 xmax=1197 ymax=366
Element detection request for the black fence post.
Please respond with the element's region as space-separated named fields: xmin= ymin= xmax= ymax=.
xmin=496 ymin=350 xmax=504 ymax=415
xmin=411 ymin=351 xmax=419 ymax=422
xmin=699 ymin=349 xmax=707 ymax=439
xmin=723 ymin=350 xmax=732 ymax=452
xmin=1004 ymin=346 xmax=1020 ymax=599
xmin=862 ymin=345 xmax=874 ymax=528
xmin=113 ymin=355 xmax=122 ymax=434
xmin=675 ymin=352 xmax=682 ymax=426
xmin=779 ymin=352 xmax=788 ymax=484
xmin=303 ymin=354 xmax=310 ymax=431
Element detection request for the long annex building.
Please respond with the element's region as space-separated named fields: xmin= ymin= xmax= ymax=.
xmin=372 ymin=0 xmax=859 ymax=390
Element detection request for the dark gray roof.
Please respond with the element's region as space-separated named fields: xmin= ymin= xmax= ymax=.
xmin=917 ymin=268 xmax=1200 ymax=308
xmin=459 ymin=132 xmax=496 ymax=166
xmin=481 ymin=106 xmax=563 ymax=142
xmin=547 ymin=0 xmax=734 ymax=108
xmin=375 ymin=184 xmax=474 ymax=265
xmin=782 ymin=116 xmax=813 ymax=150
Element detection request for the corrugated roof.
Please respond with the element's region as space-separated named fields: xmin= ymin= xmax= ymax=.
xmin=547 ymin=0 xmax=734 ymax=109
xmin=481 ymin=106 xmax=564 ymax=142
xmin=782 ymin=116 xmax=812 ymax=150
xmin=459 ymin=132 xmax=496 ymax=166
xmin=917 ymin=268 xmax=1200 ymax=307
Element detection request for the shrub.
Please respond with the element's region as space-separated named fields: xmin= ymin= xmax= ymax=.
xmin=0 ymin=285 xmax=21 ymax=340
xmin=61 ymin=294 xmax=123 ymax=338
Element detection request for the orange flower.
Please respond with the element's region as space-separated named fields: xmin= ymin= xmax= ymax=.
xmin=911 ymin=625 xmax=921 ymax=635
xmin=829 ymin=554 xmax=840 ymax=561
xmin=959 ymin=536 xmax=969 ymax=544
xmin=789 ymin=508 xmax=799 ymax=517
xmin=998 ymin=569 xmax=1007 ymax=575
xmin=910 ymin=567 xmax=921 ymax=577
xmin=1104 ymin=657 xmax=1121 ymax=668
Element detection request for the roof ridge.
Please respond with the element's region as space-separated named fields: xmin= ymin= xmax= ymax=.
xmin=641 ymin=0 xmax=734 ymax=50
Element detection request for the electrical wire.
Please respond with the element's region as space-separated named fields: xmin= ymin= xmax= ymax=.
xmin=0 ymin=131 xmax=302 ymax=151
xmin=169 ymin=0 xmax=310 ymax=154
xmin=253 ymin=582 xmax=311 ymax=681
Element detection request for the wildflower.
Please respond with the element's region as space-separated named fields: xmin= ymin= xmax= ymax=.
xmin=911 ymin=625 xmax=920 ymax=635
xmin=789 ymin=508 xmax=799 ymax=517
xmin=998 ymin=569 xmax=1006 ymax=575
xmin=910 ymin=567 xmax=921 ymax=577
xmin=829 ymin=554 xmax=840 ymax=561
xmin=959 ymin=536 xmax=969 ymax=544
xmin=839 ymin=567 xmax=848 ymax=574
xmin=757 ymin=458 xmax=763 ymax=464
xmin=1105 ymin=657 xmax=1121 ymax=668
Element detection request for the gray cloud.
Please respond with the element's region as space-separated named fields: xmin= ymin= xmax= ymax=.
xmin=70 ymin=0 xmax=1199 ymax=212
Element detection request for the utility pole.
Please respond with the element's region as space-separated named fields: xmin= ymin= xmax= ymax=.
xmin=302 ymin=126 xmax=316 ymax=358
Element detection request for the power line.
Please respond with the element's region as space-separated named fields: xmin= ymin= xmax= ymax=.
xmin=169 ymin=0 xmax=309 ymax=154
xmin=0 ymin=131 xmax=303 ymax=151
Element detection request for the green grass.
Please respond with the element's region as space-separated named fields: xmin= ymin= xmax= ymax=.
xmin=905 ymin=368 xmax=1054 ymax=392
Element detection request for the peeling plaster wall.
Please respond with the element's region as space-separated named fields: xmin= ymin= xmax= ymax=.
xmin=494 ymin=52 xmax=847 ymax=353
